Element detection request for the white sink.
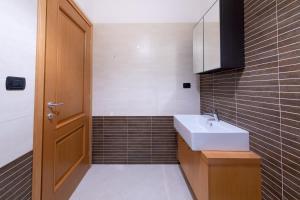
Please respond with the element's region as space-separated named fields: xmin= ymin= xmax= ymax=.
xmin=174 ymin=115 xmax=249 ymax=151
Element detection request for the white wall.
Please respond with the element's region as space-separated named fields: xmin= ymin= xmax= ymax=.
xmin=75 ymin=0 xmax=216 ymax=23
xmin=93 ymin=24 xmax=200 ymax=116
xmin=0 ymin=0 xmax=37 ymax=167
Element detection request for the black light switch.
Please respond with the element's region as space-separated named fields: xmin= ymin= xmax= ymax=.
xmin=183 ymin=83 xmax=191 ymax=89
xmin=6 ymin=76 xmax=26 ymax=90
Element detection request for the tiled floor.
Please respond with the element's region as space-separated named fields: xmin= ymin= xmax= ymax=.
xmin=70 ymin=165 xmax=193 ymax=200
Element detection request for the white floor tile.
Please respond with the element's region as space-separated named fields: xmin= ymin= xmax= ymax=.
xmin=70 ymin=165 xmax=193 ymax=200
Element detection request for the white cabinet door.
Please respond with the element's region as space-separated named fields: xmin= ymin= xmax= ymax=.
xmin=204 ymin=1 xmax=221 ymax=71
xmin=193 ymin=19 xmax=204 ymax=73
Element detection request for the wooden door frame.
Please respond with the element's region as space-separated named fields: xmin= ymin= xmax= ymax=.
xmin=32 ymin=1 xmax=93 ymax=199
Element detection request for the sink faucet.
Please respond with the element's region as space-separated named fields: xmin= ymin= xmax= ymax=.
xmin=212 ymin=109 xmax=220 ymax=121
xmin=202 ymin=109 xmax=220 ymax=121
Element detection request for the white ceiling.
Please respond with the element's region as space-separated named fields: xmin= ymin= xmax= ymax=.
xmin=74 ymin=0 xmax=216 ymax=23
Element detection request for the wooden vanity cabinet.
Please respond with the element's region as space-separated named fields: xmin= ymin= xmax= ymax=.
xmin=177 ymin=134 xmax=261 ymax=200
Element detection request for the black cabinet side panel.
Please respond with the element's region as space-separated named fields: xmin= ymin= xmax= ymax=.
xmin=220 ymin=0 xmax=245 ymax=68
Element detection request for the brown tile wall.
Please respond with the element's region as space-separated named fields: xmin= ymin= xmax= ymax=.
xmin=0 ymin=151 xmax=32 ymax=200
xmin=200 ymin=0 xmax=300 ymax=199
xmin=92 ymin=116 xmax=178 ymax=164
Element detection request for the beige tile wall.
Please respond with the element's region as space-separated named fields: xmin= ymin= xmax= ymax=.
xmin=92 ymin=23 xmax=200 ymax=116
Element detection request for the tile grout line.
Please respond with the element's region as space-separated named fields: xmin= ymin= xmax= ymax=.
xmin=0 ymin=154 xmax=32 ymax=178
xmin=0 ymin=160 xmax=32 ymax=185
xmin=245 ymin=3 xmax=275 ymax=27
xmin=235 ymin=69 xmax=238 ymax=126
xmin=93 ymin=116 xmax=177 ymax=164
xmin=275 ymin=0 xmax=284 ymax=198
xmin=102 ymin=116 xmax=104 ymax=164
xmin=126 ymin=116 xmax=128 ymax=164
xmin=2 ymin=174 xmax=32 ymax=200
xmin=0 ymin=152 xmax=32 ymax=199
xmin=213 ymin=73 xmax=215 ymax=111
xmin=151 ymin=116 xmax=153 ymax=164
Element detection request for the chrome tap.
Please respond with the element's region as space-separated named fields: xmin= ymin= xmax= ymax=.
xmin=212 ymin=109 xmax=219 ymax=121
xmin=202 ymin=109 xmax=220 ymax=121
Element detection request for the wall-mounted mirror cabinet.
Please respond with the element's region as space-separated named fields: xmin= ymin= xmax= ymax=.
xmin=193 ymin=0 xmax=245 ymax=74
xmin=193 ymin=19 xmax=204 ymax=73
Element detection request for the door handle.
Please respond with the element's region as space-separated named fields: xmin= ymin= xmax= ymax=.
xmin=48 ymin=102 xmax=64 ymax=109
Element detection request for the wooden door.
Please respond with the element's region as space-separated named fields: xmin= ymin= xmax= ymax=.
xmin=42 ymin=0 xmax=92 ymax=199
